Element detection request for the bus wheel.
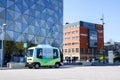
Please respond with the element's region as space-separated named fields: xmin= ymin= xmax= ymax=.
xmin=55 ymin=63 xmax=60 ymax=68
xmin=34 ymin=63 xmax=40 ymax=69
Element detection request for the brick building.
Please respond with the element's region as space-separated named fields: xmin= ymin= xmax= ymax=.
xmin=63 ymin=21 xmax=104 ymax=62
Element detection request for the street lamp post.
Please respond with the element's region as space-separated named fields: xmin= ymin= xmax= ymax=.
xmin=1 ymin=23 xmax=7 ymax=67
xmin=100 ymin=14 xmax=105 ymax=63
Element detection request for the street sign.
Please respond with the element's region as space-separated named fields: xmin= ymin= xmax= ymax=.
xmin=24 ymin=43 xmax=27 ymax=48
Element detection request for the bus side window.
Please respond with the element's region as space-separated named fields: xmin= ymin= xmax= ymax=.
xmin=53 ymin=49 xmax=58 ymax=58
xmin=37 ymin=48 xmax=42 ymax=58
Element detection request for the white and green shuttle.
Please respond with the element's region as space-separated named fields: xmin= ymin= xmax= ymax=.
xmin=25 ymin=44 xmax=62 ymax=69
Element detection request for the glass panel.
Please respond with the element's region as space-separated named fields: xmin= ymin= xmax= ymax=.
xmin=53 ymin=49 xmax=58 ymax=58
xmin=6 ymin=20 xmax=14 ymax=31
xmin=15 ymin=22 xmax=22 ymax=32
xmin=6 ymin=9 xmax=15 ymax=20
xmin=0 ymin=0 xmax=6 ymax=8
xmin=22 ymin=23 xmax=28 ymax=33
xmin=27 ymin=49 xmax=33 ymax=57
xmin=89 ymin=30 xmax=98 ymax=47
xmin=7 ymin=0 xmax=15 ymax=11
xmin=15 ymin=2 xmax=22 ymax=13
xmin=13 ymin=32 xmax=21 ymax=41
xmin=37 ymin=48 xmax=42 ymax=58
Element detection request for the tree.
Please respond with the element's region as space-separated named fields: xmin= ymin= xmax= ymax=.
xmin=4 ymin=41 xmax=25 ymax=64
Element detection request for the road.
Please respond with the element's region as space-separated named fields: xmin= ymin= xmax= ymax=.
xmin=0 ymin=65 xmax=120 ymax=80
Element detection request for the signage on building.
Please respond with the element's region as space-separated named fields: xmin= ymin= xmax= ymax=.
xmin=80 ymin=33 xmax=87 ymax=37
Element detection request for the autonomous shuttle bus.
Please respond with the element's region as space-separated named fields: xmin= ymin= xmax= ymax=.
xmin=25 ymin=44 xmax=62 ymax=69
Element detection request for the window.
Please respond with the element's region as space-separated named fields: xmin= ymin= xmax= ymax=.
xmin=88 ymin=49 xmax=90 ymax=53
xmin=65 ymin=49 xmax=67 ymax=53
xmin=89 ymin=48 xmax=92 ymax=53
xmin=65 ymin=43 xmax=71 ymax=46
xmin=27 ymin=49 xmax=33 ymax=57
xmin=37 ymin=48 xmax=43 ymax=58
xmin=85 ymin=48 xmax=88 ymax=53
xmin=72 ymin=48 xmax=74 ymax=52
xmin=76 ymin=30 xmax=78 ymax=33
xmin=76 ymin=48 xmax=79 ymax=52
xmin=89 ymin=30 xmax=98 ymax=47
xmin=72 ymin=37 xmax=75 ymax=40
xmin=72 ymin=42 xmax=79 ymax=45
xmin=80 ymin=48 xmax=83 ymax=53
xmin=68 ymin=49 xmax=71 ymax=53
xmin=68 ymin=32 xmax=70 ymax=35
xmin=53 ymin=49 xmax=58 ymax=58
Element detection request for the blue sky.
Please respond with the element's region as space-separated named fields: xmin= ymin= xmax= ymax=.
xmin=64 ymin=0 xmax=120 ymax=42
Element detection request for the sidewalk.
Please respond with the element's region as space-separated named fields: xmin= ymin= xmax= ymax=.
xmin=64 ymin=62 xmax=120 ymax=66
xmin=0 ymin=67 xmax=9 ymax=70
xmin=92 ymin=62 xmax=120 ymax=66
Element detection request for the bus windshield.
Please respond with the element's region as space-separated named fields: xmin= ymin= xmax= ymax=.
xmin=26 ymin=49 xmax=33 ymax=57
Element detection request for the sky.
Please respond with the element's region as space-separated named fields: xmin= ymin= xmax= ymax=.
xmin=64 ymin=0 xmax=120 ymax=42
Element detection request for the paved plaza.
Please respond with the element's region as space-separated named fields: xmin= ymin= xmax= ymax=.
xmin=0 ymin=65 xmax=120 ymax=80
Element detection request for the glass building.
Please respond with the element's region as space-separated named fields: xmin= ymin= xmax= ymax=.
xmin=0 ymin=0 xmax=63 ymax=47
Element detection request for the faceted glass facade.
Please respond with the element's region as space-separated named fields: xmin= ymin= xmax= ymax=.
xmin=0 ymin=0 xmax=63 ymax=47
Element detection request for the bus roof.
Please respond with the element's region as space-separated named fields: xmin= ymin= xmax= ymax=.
xmin=37 ymin=44 xmax=52 ymax=48
xmin=28 ymin=44 xmax=54 ymax=49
